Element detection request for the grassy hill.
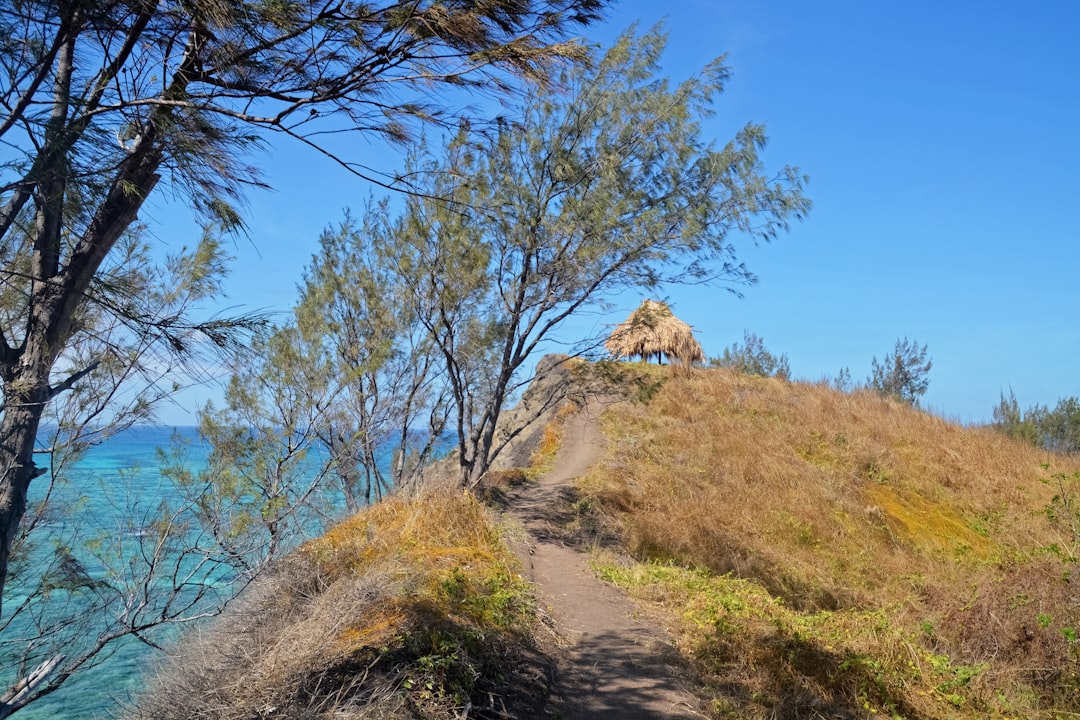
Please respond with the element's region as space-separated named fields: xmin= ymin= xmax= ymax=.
xmin=128 ymin=491 xmax=547 ymax=719
xmin=129 ymin=362 xmax=1080 ymax=719
xmin=578 ymin=364 xmax=1080 ymax=719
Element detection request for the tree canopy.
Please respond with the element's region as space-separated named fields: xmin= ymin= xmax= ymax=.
xmin=993 ymin=390 xmax=1080 ymax=454
xmin=388 ymin=26 xmax=809 ymax=483
xmin=868 ymin=337 xmax=932 ymax=407
xmin=0 ymin=0 xmax=606 ymax=712
xmin=710 ymin=330 xmax=792 ymax=380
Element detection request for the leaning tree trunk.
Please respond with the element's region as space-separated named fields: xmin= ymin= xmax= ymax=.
xmin=0 ymin=138 xmax=166 ymax=620
xmin=0 ymin=362 xmax=53 ymax=617
xmin=0 ymin=26 xmax=178 ymax=611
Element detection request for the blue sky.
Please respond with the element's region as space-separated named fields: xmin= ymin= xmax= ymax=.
xmin=148 ymin=1 xmax=1080 ymax=425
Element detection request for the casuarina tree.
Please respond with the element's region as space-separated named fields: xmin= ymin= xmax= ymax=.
xmin=394 ymin=26 xmax=810 ymax=484
xmin=0 ymin=0 xmax=605 ymax=711
xmin=868 ymin=337 xmax=932 ymax=406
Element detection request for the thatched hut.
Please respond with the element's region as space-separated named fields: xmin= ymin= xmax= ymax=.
xmin=605 ymin=299 xmax=704 ymax=366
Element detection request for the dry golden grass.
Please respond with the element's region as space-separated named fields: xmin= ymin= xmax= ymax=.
xmin=526 ymin=398 xmax=580 ymax=474
xmin=131 ymin=361 xmax=1080 ymax=719
xmin=129 ymin=489 xmax=542 ymax=720
xmin=580 ymin=364 xmax=1080 ymax=719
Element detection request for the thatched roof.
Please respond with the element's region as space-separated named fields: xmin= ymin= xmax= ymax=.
xmin=605 ymin=299 xmax=704 ymax=365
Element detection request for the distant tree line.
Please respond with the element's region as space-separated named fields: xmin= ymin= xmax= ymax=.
xmin=712 ymin=333 xmax=1080 ymax=455
xmin=993 ymin=390 xmax=1080 ymax=454
xmin=712 ymin=332 xmax=933 ymax=408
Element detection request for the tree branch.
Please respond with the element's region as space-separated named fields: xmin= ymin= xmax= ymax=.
xmin=0 ymin=653 xmax=64 ymax=716
xmin=0 ymin=5 xmax=76 ymax=141
xmin=45 ymin=360 xmax=100 ymax=402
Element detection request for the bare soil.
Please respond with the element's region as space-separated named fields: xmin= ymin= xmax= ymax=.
xmin=506 ymin=400 xmax=705 ymax=719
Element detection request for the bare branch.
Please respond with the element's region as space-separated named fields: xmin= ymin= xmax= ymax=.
xmin=44 ymin=360 xmax=100 ymax=401
xmin=0 ymin=653 xmax=64 ymax=714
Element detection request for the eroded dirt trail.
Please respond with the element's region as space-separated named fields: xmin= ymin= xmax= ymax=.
xmin=509 ymin=403 xmax=702 ymax=719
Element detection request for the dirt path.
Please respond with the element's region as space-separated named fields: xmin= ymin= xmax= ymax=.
xmin=509 ymin=402 xmax=703 ymax=719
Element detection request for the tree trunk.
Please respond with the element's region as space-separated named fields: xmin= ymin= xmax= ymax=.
xmin=0 ymin=374 xmax=50 ymax=618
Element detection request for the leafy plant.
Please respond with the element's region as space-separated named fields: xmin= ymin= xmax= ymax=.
xmin=833 ymin=367 xmax=854 ymax=392
xmin=1041 ymin=465 xmax=1080 ymax=563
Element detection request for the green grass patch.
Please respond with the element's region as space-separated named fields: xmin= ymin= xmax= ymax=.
xmin=591 ymin=551 xmax=1042 ymax=719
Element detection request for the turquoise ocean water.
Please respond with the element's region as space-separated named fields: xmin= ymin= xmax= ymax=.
xmin=11 ymin=426 xmax=209 ymax=719
xmin=7 ymin=423 xmax=406 ymax=718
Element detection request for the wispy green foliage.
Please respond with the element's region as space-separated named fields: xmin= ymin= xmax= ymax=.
xmin=709 ymin=330 xmax=792 ymax=379
xmin=0 ymin=0 xmax=609 ymax=709
xmin=833 ymin=366 xmax=854 ymax=392
xmin=994 ymin=390 xmax=1080 ymax=454
xmin=0 ymin=225 xmax=267 ymax=717
xmin=394 ymin=26 xmax=809 ymax=483
xmin=867 ymin=337 xmax=932 ymax=406
xmin=186 ymin=206 xmax=453 ymax=544
xmin=298 ymin=209 xmax=454 ymax=504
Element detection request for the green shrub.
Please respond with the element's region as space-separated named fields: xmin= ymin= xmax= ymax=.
xmin=709 ymin=330 xmax=791 ymax=380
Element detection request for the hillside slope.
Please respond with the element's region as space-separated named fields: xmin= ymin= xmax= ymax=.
xmin=576 ymin=364 xmax=1080 ymax=719
xmin=128 ymin=361 xmax=1080 ymax=719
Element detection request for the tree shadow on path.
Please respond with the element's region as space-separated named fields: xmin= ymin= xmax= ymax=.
xmin=501 ymin=398 xmax=706 ymax=719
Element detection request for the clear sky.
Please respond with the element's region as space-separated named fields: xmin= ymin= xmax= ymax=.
xmin=146 ymin=1 xmax=1080 ymax=425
